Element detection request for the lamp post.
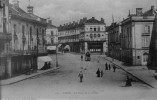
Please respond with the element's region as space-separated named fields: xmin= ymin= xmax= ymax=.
xmin=54 ymin=34 xmax=59 ymax=67
xmin=55 ymin=43 xmax=58 ymax=67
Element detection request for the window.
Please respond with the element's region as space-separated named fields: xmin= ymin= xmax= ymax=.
xmin=94 ymin=34 xmax=97 ymax=38
xmin=145 ymin=25 xmax=150 ymax=33
xmin=22 ymin=25 xmax=25 ymax=35
xmin=137 ymin=56 xmax=140 ymax=59
xmin=14 ymin=24 xmax=16 ymax=35
xmin=98 ymin=34 xmax=100 ymax=37
xmin=51 ymin=31 xmax=54 ymax=36
xmin=90 ymin=34 xmax=93 ymax=39
xmin=98 ymin=26 xmax=100 ymax=31
xmin=90 ymin=26 xmax=93 ymax=31
xmin=94 ymin=27 xmax=96 ymax=31
xmin=142 ymin=36 xmax=150 ymax=47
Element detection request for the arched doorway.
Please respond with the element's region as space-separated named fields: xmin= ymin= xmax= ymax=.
xmin=142 ymin=52 xmax=148 ymax=65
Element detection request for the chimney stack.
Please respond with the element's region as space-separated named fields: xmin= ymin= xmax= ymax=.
xmin=151 ymin=6 xmax=154 ymax=11
xmin=27 ymin=6 xmax=34 ymax=14
xmin=136 ymin=8 xmax=143 ymax=16
xmin=101 ymin=18 xmax=104 ymax=23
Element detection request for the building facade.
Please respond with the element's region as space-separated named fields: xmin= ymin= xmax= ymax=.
xmin=0 ymin=1 xmax=47 ymax=79
xmin=58 ymin=17 xmax=107 ymax=53
xmin=0 ymin=0 xmax=12 ymax=79
xmin=107 ymin=6 xmax=157 ymax=66
xmin=46 ymin=19 xmax=58 ymax=45
xmin=106 ymin=22 xmax=121 ymax=60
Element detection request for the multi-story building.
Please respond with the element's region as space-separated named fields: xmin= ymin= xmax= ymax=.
xmin=0 ymin=0 xmax=12 ymax=79
xmin=106 ymin=22 xmax=121 ymax=60
xmin=58 ymin=17 xmax=107 ymax=53
xmin=46 ymin=19 xmax=58 ymax=45
xmin=107 ymin=6 xmax=157 ymax=66
xmin=0 ymin=1 xmax=47 ymax=79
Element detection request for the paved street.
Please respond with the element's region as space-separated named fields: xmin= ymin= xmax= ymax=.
xmin=1 ymin=53 xmax=157 ymax=100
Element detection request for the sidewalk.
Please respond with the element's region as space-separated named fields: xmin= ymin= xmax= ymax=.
xmin=99 ymin=55 xmax=157 ymax=88
xmin=0 ymin=67 xmax=60 ymax=86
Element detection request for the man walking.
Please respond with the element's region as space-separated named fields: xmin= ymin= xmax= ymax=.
xmin=78 ymin=71 xmax=83 ymax=83
xmin=113 ymin=65 xmax=116 ymax=72
xmin=81 ymin=55 xmax=83 ymax=61
xmin=105 ymin=63 xmax=108 ymax=70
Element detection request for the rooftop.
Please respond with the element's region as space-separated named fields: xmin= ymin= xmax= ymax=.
xmin=58 ymin=17 xmax=105 ymax=31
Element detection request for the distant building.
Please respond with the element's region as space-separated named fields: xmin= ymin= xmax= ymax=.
xmin=106 ymin=22 xmax=121 ymax=60
xmin=107 ymin=6 xmax=157 ymax=66
xmin=0 ymin=1 xmax=47 ymax=79
xmin=46 ymin=18 xmax=58 ymax=45
xmin=58 ymin=17 xmax=107 ymax=53
xmin=0 ymin=0 xmax=12 ymax=79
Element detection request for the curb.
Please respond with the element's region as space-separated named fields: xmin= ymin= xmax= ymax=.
xmin=0 ymin=67 xmax=61 ymax=86
xmin=99 ymin=56 xmax=155 ymax=88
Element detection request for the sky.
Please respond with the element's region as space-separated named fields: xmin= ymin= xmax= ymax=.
xmin=9 ymin=0 xmax=157 ymax=26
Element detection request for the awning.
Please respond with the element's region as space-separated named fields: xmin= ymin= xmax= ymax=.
xmin=58 ymin=44 xmax=62 ymax=48
xmin=64 ymin=45 xmax=70 ymax=50
xmin=47 ymin=46 xmax=56 ymax=50
xmin=37 ymin=56 xmax=52 ymax=69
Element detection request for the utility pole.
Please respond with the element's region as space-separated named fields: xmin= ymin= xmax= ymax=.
xmin=56 ymin=43 xmax=58 ymax=67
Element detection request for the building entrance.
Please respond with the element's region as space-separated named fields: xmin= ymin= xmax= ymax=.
xmin=88 ymin=42 xmax=103 ymax=53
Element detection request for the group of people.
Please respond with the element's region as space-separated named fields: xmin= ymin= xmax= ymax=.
xmin=41 ymin=62 xmax=51 ymax=70
xmin=105 ymin=62 xmax=116 ymax=72
xmin=96 ymin=68 xmax=103 ymax=77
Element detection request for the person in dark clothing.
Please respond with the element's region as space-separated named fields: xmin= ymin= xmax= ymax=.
xmin=125 ymin=76 xmax=132 ymax=86
xmin=78 ymin=71 xmax=83 ymax=82
xmin=81 ymin=55 xmax=83 ymax=61
xmin=108 ymin=64 xmax=111 ymax=70
xmin=113 ymin=65 xmax=116 ymax=72
xmin=96 ymin=68 xmax=100 ymax=77
xmin=105 ymin=63 xmax=108 ymax=70
xmin=100 ymin=70 xmax=104 ymax=77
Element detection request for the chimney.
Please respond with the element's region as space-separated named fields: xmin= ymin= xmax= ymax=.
xmin=151 ymin=6 xmax=155 ymax=14
xmin=27 ymin=6 xmax=34 ymax=14
xmin=83 ymin=17 xmax=87 ymax=23
xmin=151 ymin=6 xmax=154 ymax=11
xmin=92 ymin=17 xmax=95 ymax=19
xmin=13 ymin=0 xmax=19 ymax=8
xmin=101 ymin=18 xmax=104 ymax=23
xmin=48 ymin=20 xmax=52 ymax=25
xmin=136 ymin=8 xmax=143 ymax=16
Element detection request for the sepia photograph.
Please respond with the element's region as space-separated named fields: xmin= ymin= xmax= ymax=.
xmin=0 ymin=0 xmax=157 ymax=100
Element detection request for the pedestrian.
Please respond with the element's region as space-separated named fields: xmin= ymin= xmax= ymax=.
xmin=100 ymin=70 xmax=104 ymax=77
xmin=113 ymin=65 xmax=116 ymax=72
xmin=78 ymin=71 xmax=83 ymax=83
xmin=105 ymin=63 xmax=108 ymax=70
xmin=108 ymin=64 xmax=111 ymax=70
xmin=125 ymin=76 xmax=132 ymax=87
xmin=96 ymin=68 xmax=100 ymax=77
xmin=81 ymin=55 xmax=83 ymax=61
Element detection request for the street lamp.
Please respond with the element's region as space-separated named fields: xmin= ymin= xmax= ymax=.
xmin=55 ymin=43 xmax=58 ymax=67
